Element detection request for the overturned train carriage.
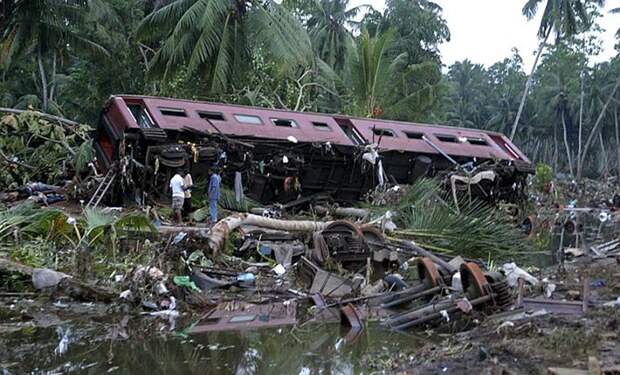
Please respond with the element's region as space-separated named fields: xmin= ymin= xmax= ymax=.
xmin=94 ymin=95 xmax=533 ymax=204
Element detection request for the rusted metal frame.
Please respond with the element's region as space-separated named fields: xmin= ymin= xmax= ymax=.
xmin=391 ymin=295 xmax=493 ymax=331
xmin=323 ymin=263 xmax=367 ymax=298
xmin=381 ymin=286 xmax=444 ymax=309
xmin=386 ymin=297 xmax=453 ymax=325
xmin=340 ymin=303 xmax=363 ymax=330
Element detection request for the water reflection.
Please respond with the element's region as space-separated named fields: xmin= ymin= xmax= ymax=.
xmin=5 ymin=321 xmax=424 ymax=375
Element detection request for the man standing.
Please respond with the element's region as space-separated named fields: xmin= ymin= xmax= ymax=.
xmin=208 ymin=168 xmax=222 ymax=224
xmin=183 ymin=169 xmax=193 ymax=219
xmin=169 ymin=169 xmax=185 ymax=224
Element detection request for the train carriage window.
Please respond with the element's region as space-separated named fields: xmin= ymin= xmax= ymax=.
xmin=467 ymin=137 xmax=488 ymax=146
xmin=372 ymin=128 xmax=396 ymax=137
xmin=435 ymin=134 xmax=458 ymax=143
xmin=128 ymin=104 xmax=154 ymax=129
xmin=159 ymin=107 xmax=187 ymax=117
xmin=312 ymin=122 xmax=331 ymax=131
xmin=272 ymin=118 xmax=298 ymax=128
xmin=198 ymin=111 xmax=226 ymax=121
xmin=234 ymin=114 xmax=263 ymax=125
xmin=404 ymin=131 xmax=424 ymax=140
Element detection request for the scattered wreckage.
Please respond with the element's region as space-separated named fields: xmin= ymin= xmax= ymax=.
xmin=179 ymin=217 xmax=518 ymax=336
xmin=94 ymin=95 xmax=534 ymax=206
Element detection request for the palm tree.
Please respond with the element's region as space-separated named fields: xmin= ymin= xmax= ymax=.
xmin=306 ymin=0 xmax=368 ymax=71
xmin=0 ymin=0 xmax=109 ymax=112
xmin=348 ymin=28 xmax=404 ymax=117
xmin=136 ymin=0 xmax=313 ymax=93
xmin=348 ymin=28 xmax=441 ymax=120
xmin=446 ymin=60 xmax=487 ymax=128
xmin=509 ymin=0 xmax=604 ymax=140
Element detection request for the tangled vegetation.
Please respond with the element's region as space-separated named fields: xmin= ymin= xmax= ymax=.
xmin=0 ymin=111 xmax=93 ymax=189
xmin=377 ymin=179 xmax=532 ymax=259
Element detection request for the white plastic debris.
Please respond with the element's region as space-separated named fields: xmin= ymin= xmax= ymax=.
xmin=599 ymin=211 xmax=611 ymax=223
xmin=155 ymin=281 xmax=169 ymax=295
xmin=287 ymin=136 xmax=298 ymax=143
xmin=146 ymin=297 xmax=178 ymax=331
xmin=32 ymin=268 xmax=70 ymax=290
xmin=496 ymin=321 xmax=515 ymax=333
xmin=545 ymin=283 xmax=557 ymax=298
xmin=282 ymin=155 xmax=289 ymax=164
xmin=362 ymin=150 xmax=379 ymax=165
xmin=451 ymin=272 xmax=463 ymax=292
xmin=502 ymin=262 xmax=539 ymax=287
xmin=172 ymin=231 xmax=187 ymax=244
xmin=382 ymin=211 xmax=397 ymax=232
xmin=440 ymin=310 xmax=450 ymax=322
xmin=54 ymin=327 xmax=71 ymax=356
xmin=66 ymin=217 xmax=77 ymax=225
xmin=603 ymin=296 xmax=620 ymax=307
xmin=272 ymin=264 xmax=286 ymax=276
xmin=119 ymin=290 xmax=132 ymax=300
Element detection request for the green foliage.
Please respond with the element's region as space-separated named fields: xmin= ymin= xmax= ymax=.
xmin=534 ymin=163 xmax=554 ymax=191
xmin=305 ymin=0 xmax=361 ymax=71
xmin=0 ymin=202 xmax=68 ymax=243
xmin=385 ymin=179 xmax=532 ymax=259
xmin=137 ymin=0 xmax=313 ymax=93
xmin=0 ymin=111 xmax=91 ymax=188
xmin=218 ymin=187 xmax=258 ymax=212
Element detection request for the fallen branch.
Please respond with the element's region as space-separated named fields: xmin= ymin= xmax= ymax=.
xmin=0 ymin=148 xmax=35 ymax=170
xmin=0 ymin=107 xmax=80 ymax=127
xmin=207 ymin=213 xmax=332 ymax=255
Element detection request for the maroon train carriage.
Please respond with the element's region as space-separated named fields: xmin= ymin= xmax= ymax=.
xmin=94 ymin=95 xmax=533 ymax=204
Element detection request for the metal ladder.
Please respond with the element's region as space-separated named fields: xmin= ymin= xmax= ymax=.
xmin=86 ymin=169 xmax=116 ymax=209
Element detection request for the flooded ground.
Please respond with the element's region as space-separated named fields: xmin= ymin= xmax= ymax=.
xmin=1 ymin=305 xmax=425 ymax=375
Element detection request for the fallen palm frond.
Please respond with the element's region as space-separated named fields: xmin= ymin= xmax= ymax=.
xmin=218 ymin=186 xmax=258 ymax=212
xmin=0 ymin=202 xmax=68 ymax=242
xmin=375 ymin=179 xmax=531 ymax=259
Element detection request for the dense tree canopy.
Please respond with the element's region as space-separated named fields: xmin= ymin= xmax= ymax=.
xmin=0 ymin=0 xmax=618 ymax=178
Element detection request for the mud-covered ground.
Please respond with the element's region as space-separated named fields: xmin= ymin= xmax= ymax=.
xmin=361 ymin=257 xmax=620 ymax=375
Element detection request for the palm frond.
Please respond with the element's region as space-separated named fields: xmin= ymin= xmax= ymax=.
xmin=375 ymin=179 xmax=531 ymax=259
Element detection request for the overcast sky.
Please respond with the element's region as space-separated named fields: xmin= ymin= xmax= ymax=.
xmin=350 ymin=0 xmax=620 ymax=71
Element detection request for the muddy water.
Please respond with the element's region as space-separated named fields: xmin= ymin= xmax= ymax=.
xmin=1 ymin=308 xmax=425 ymax=375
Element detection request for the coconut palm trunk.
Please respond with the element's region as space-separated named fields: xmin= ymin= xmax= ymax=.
xmin=578 ymin=76 xmax=620 ymax=180
xmin=561 ymin=110 xmax=574 ymax=176
xmin=510 ymin=29 xmax=551 ymax=140
xmin=37 ymin=48 xmax=48 ymax=112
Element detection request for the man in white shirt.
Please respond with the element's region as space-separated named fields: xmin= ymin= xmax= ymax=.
xmin=169 ymin=169 xmax=185 ymax=224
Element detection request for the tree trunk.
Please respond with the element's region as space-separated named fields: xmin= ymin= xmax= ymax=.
xmin=561 ymin=110 xmax=574 ymax=176
xmin=49 ymin=51 xmax=57 ymax=102
xmin=577 ymin=72 xmax=584 ymax=179
xmin=598 ymin=132 xmax=608 ymax=178
xmin=615 ymin=109 xmax=620 ymax=179
xmin=207 ymin=213 xmax=332 ymax=255
xmin=37 ymin=48 xmax=48 ymax=112
xmin=553 ymin=122 xmax=559 ymax=172
xmin=578 ymin=76 xmax=620 ymax=180
xmin=510 ymin=29 xmax=551 ymax=140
